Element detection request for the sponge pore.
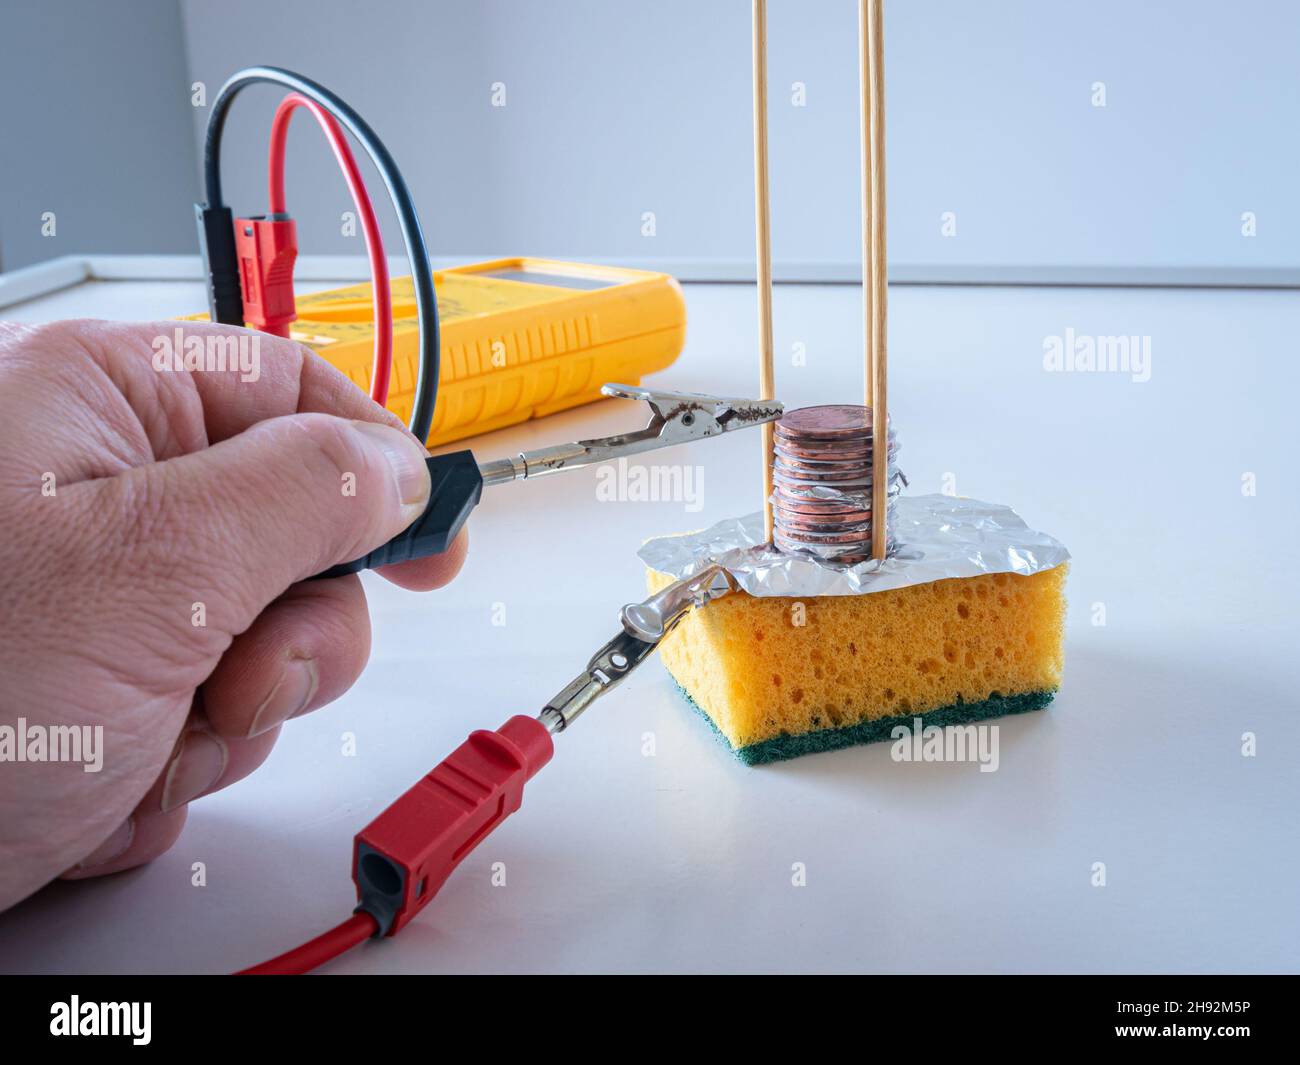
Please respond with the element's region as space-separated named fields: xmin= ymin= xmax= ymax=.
xmin=647 ymin=565 xmax=1067 ymax=763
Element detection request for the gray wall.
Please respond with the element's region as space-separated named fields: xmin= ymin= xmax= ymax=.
xmin=3 ymin=0 xmax=1298 ymax=274
xmin=0 ymin=0 xmax=199 ymax=270
xmin=177 ymin=0 xmax=1300 ymax=273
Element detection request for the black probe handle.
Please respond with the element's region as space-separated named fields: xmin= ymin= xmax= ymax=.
xmin=312 ymin=450 xmax=483 ymax=580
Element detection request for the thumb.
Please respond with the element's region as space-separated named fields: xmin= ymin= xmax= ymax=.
xmin=90 ymin=413 xmax=431 ymax=634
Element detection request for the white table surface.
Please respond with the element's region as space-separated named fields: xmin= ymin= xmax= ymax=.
xmin=0 ymin=276 xmax=1296 ymax=974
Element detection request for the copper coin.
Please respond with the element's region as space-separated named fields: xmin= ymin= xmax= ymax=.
xmin=777 ymin=517 xmax=873 ymax=535
xmin=772 ymin=457 xmax=881 ymax=473
xmin=776 ymin=526 xmax=876 ymax=545
xmin=775 ymin=432 xmax=895 ymax=448
xmin=775 ymin=436 xmax=873 ymax=456
xmin=775 ymin=442 xmax=874 ymax=461
xmin=773 ymin=449 xmax=880 ymax=465
xmin=774 ymin=498 xmax=871 ymax=515
xmin=773 ymin=511 xmax=869 ymax=528
xmin=774 ymin=463 xmax=875 ymax=483
xmin=773 ymin=490 xmax=868 ymax=507
xmin=774 ymin=439 xmax=873 ymax=455
xmin=773 ymin=439 xmax=896 ymax=462
xmin=774 ymin=508 xmax=871 ymax=525
xmin=776 ymin=477 xmax=873 ymax=493
xmin=775 ymin=426 xmax=871 ymax=445
xmin=775 ymin=517 xmax=871 ymax=533
xmin=775 ymin=476 xmax=871 ymax=492
xmin=774 ymin=504 xmax=895 ymax=527
xmin=773 ymin=453 xmax=876 ymax=473
xmin=772 ymin=498 xmax=871 ymax=519
xmin=775 ymin=433 xmax=876 ymax=448
xmin=777 ymin=470 xmax=896 ymax=487
xmin=773 ymin=498 xmax=872 ymax=519
xmin=773 ymin=443 xmax=895 ymax=463
xmin=774 ymin=488 xmax=873 ymax=508
xmin=776 ymin=405 xmax=882 ymax=439
xmin=771 ymin=404 xmax=899 ymax=563
xmin=775 ymin=478 xmax=878 ymax=496
xmin=774 ymin=424 xmax=890 ymax=441
xmin=778 ymin=481 xmax=876 ymax=495
xmin=775 ymin=468 xmax=873 ymax=483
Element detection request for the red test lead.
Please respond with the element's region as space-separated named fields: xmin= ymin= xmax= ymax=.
xmin=197 ymin=66 xmax=442 ymax=441
xmin=238 ymin=716 xmax=550 ymax=976
xmin=234 ymin=91 xmax=394 ymax=405
xmin=233 ymin=213 xmax=297 ymax=337
xmin=238 ymin=565 xmax=737 ymax=974
xmin=352 ymin=715 xmax=553 ymax=938
xmin=265 ymin=92 xmax=394 ymax=405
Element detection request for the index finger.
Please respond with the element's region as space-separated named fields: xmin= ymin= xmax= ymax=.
xmin=80 ymin=319 xmax=468 ymax=591
xmin=81 ymin=318 xmax=413 ymax=446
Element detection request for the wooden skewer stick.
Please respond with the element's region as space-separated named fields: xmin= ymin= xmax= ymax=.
xmin=860 ymin=0 xmax=889 ymax=560
xmin=752 ymin=0 xmax=776 ymax=542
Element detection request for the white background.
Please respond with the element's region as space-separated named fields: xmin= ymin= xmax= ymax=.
xmin=0 ymin=276 xmax=1295 ymax=973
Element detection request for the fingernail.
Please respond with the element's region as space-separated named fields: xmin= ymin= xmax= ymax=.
xmin=351 ymin=421 xmax=430 ymax=522
xmin=248 ymin=657 xmax=319 ymax=738
xmin=70 ymin=818 xmax=135 ymax=874
xmin=160 ymin=731 xmax=228 ymax=813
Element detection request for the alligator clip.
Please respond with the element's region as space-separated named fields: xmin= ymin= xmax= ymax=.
xmin=478 ymin=385 xmax=784 ymax=486
xmin=537 ymin=563 xmax=737 ymax=734
xmin=313 ymin=386 xmax=780 ymax=580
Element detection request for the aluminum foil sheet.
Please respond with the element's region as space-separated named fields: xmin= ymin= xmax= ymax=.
xmin=638 ymin=493 xmax=1070 ymax=598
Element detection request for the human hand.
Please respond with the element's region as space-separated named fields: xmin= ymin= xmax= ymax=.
xmin=0 ymin=319 xmax=467 ymax=909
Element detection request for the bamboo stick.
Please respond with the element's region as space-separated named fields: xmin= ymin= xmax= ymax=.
xmin=860 ymin=0 xmax=889 ymax=559
xmin=752 ymin=0 xmax=776 ymax=542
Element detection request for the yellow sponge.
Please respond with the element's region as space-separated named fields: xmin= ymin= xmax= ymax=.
xmin=647 ymin=565 xmax=1068 ymax=764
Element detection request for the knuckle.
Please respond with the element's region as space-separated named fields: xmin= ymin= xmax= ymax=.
xmin=289 ymin=413 xmax=363 ymax=482
xmin=285 ymin=415 xmax=390 ymax=558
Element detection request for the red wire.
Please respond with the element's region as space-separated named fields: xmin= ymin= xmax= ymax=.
xmin=268 ymin=92 xmax=393 ymax=406
xmin=235 ymin=104 xmax=396 ymax=978
xmin=236 ymin=911 xmax=378 ymax=975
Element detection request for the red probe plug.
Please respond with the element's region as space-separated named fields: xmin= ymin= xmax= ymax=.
xmin=239 ymin=716 xmax=552 ymax=973
xmin=234 ymin=215 xmax=298 ymax=337
xmin=237 ymin=567 xmax=733 ymax=973
xmin=351 ymin=716 xmax=553 ymax=938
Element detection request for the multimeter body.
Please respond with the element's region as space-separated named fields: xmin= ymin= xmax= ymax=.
xmin=289 ymin=257 xmax=686 ymax=447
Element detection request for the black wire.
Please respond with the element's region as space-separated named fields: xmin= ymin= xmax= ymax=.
xmin=201 ymin=66 xmax=439 ymax=442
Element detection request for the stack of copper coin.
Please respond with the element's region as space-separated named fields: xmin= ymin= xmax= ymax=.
xmin=771 ymin=404 xmax=899 ymax=564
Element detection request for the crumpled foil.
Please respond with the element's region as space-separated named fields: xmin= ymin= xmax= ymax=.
xmin=638 ymin=493 xmax=1071 ymax=598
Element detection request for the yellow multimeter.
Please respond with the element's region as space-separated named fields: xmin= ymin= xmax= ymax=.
xmin=288 ymin=258 xmax=686 ymax=447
